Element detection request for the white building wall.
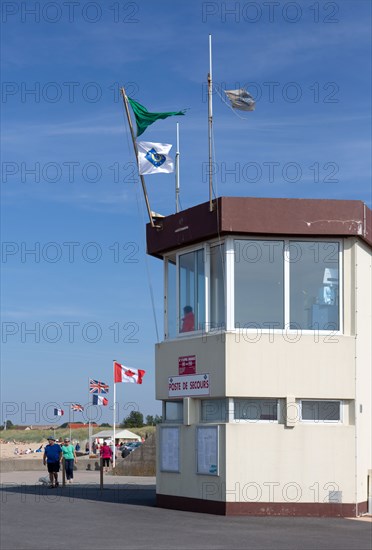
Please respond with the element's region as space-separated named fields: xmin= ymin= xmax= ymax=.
xmin=156 ymin=333 xmax=356 ymax=401
xmin=225 ymin=422 xmax=355 ymax=503
xmin=225 ymin=333 xmax=356 ymax=399
xmin=157 ymin=424 xmax=227 ymax=502
xmin=354 ymin=240 xmax=372 ymax=506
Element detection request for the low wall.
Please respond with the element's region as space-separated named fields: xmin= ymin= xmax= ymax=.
xmin=113 ymin=435 xmax=156 ymax=476
xmin=1 ymin=436 xmax=156 ymax=475
xmin=0 ymin=457 xmax=101 ymax=473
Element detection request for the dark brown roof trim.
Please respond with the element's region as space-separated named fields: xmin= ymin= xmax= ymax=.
xmin=146 ymin=197 xmax=372 ymax=257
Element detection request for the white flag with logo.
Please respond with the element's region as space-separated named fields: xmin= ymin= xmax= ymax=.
xmin=137 ymin=141 xmax=174 ymax=175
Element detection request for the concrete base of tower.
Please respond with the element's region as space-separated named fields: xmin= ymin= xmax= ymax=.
xmin=156 ymin=494 xmax=368 ymax=517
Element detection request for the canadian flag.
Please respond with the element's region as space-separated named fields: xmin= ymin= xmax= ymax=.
xmin=114 ymin=361 xmax=145 ymax=384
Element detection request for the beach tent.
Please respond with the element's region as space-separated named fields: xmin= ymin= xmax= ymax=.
xmin=92 ymin=429 xmax=141 ymax=444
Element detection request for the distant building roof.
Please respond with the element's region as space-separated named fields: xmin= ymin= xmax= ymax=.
xmin=67 ymin=423 xmax=98 ymax=429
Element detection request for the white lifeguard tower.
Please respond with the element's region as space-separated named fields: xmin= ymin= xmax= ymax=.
xmin=146 ymin=196 xmax=371 ymax=516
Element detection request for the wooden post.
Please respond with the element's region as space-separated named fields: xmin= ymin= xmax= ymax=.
xmin=100 ymin=457 xmax=103 ymax=490
xmin=62 ymin=457 xmax=66 ymax=487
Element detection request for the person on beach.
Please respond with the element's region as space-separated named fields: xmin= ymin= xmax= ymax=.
xmin=43 ymin=436 xmax=62 ymax=488
xmin=61 ymin=437 xmax=77 ymax=483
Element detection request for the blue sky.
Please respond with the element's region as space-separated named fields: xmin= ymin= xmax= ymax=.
xmin=1 ymin=0 xmax=371 ymax=426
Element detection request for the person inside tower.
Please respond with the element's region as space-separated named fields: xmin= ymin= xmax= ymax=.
xmin=181 ymin=305 xmax=195 ymax=332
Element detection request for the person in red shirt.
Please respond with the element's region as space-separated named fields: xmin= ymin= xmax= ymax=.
xmin=181 ymin=306 xmax=195 ymax=333
xmin=100 ymin=441 xmax=113 ymax=473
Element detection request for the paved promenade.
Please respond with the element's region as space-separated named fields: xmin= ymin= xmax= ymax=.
xmin=1 ymin=470 xmax=371 ymax=550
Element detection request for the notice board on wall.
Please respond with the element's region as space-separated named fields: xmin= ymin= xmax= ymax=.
xmin=196 ymin=426 xmax=218 ymax=475
xmin=160 ymin=426 xmax=180 ymax=472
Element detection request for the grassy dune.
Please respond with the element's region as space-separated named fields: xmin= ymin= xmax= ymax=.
xmin=0 ymin=426 xmax=156 ymax=444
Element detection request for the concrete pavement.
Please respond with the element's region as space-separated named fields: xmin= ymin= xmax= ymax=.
xmin=1 ymin=470 xmax=371 ymax=550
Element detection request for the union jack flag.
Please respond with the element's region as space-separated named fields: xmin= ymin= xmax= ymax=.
xmin=89 ymin=379 xmax=109 ymax=394
xmin=71 ymin=404 xmax=84 ymax=412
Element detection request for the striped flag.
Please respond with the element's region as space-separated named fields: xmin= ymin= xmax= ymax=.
xmin=92 ymin=395 xmax=108 ymax=406
xmin=54 ymin=408 xmax=64 ymax=416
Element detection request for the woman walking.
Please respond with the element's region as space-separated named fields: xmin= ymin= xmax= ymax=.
xmin=61 ymin=437 xmax=77 ymax=483
xmin=100 ymin=441 xmax=113 ymax=473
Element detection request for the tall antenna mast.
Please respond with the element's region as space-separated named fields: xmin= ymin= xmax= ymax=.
xmin=175 ymin=122 xmax=180 ymax=213
xmin=208 ymin=34 xmax=214 ymax=212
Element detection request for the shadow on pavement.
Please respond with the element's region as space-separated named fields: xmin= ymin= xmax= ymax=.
xmin=0 ymin=482 xmax=156 ymax=506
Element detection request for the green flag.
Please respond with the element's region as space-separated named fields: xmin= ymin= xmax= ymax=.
xmin=128 ymin=97 xmax=186 ymax=137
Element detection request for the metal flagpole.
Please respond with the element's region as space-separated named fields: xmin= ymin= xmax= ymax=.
xmin=208 ymin=34 xmax=214 ymax=212
xmin=113 ymin=360 xmax=116 ymax=468
xmin=175 ymin=122 xmax=180 ymax=213
xmin=120 ymin=87 xmax=155 ymax=228
xmin=88 ymin=378 xmax=91 ymax=455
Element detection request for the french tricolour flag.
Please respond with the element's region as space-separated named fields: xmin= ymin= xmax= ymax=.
xmin=92 ymin=394 xmax=108 ymax=406
xmin=54 ymin=408 xmax=64 ymax=416
xmin=114 ymin=361 xmax=145 ymax=384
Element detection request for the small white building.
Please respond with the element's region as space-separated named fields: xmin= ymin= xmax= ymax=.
xmin=146 ymin=197 xmax=371 ymax=516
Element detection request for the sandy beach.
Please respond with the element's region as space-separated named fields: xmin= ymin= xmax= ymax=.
xmin=1 ymin=441 xmax=51 ymax=460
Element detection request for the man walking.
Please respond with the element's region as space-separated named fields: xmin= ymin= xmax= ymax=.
xmin=43 ymin=436 xmax=62 ymax=488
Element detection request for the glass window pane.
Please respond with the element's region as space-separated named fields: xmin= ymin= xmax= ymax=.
xmin=166 ymin=259 xmax=176 ymax=339
xmin=234 ymin=240 xmax=284 ymax=329
xmin=179 ymin=249 xmax=205 ymax=333
xmin=164 ymin=401 xmax=183 ymax=422
xmin=196 ymin=249 xmax=205 ymax=330
xmin=201 ymin=399 xmax=228 ymax=422
xmin=301 ymin=401 xmax=341 ymax=422
xmin=179 ymin=251 xmax=196 ymax=333
xmin=210 ymin=245 xmax=225 ymax=329
xmin=290 ymin=242 xmax=339 ymax=330
xmin=234 ymin=399 xmax=278 ymax=421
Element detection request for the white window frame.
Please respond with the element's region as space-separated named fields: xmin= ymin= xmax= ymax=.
xmin=175 ymin=243 xmax=208 ymax=338
xmin=225 ymin=237 xmax=235 ymax=331
xmin=163 ymin=255 xmax=178 ymax=341
xmin=232 ymin=398 xmax=280 ymax=424
xmin=299 ymin=399 xmax=343 ymax=423
xmin=200 ymin=398 xmax=230 ymax=423
xmin=287 ymin=239 xmax=343 ymax=336
xmin=232 ymin=237 xmax=343 ymax=335
xmin=163 ymin=237 xmax=343 ymax=340
xmin=163 ymin=400 xmax=184 ymax=423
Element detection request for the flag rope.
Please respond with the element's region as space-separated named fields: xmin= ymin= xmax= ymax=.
xmin=134 ymin=182 xmax=160 ymax=343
